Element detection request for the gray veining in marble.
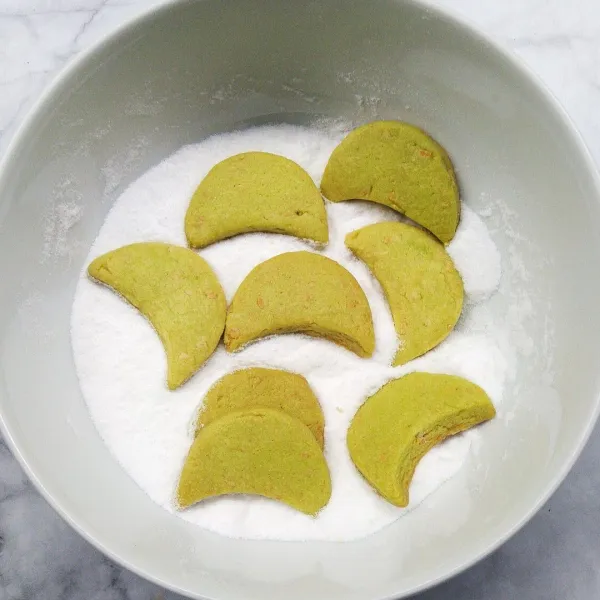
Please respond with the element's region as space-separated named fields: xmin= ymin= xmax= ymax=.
xmin=1 ymin=0 xmax=600 ymax=598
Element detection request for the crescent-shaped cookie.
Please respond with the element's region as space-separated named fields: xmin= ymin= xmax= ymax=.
xmin=87 ymin=242 xmax=226 ymax=390
xmin=185 ymin=152 xmax=329 ymax=248
xmin=177 ymin=408 xmax=331 ymax=515
xmin=321 ymin=121 xmax=460 ymax=243
xmin=196 ymin=367 xmax=324 ymax=447
xmin=224 ymin=251 xmax=375 ymax=357
xmin=345 ymin=222 xmax=463 ymax=365
xmin=347 ymin=372 xmax=495 ymax=507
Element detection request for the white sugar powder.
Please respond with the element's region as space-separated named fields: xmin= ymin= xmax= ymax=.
xmin=43 ymin=177 xmax=84 ymax=262
xmin=71 ymin=124 xmax=508 ymax=541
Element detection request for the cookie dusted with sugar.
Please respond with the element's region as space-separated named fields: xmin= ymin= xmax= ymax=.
xmin=185 ymin=151 xmax=329 ymax=248
xmin=87 ymin=242 xmax=226 ymax=390
xmin=321 ymin=120 xmax=460 ymax=243
xmin=177 ymin=408 xmax=331 ymax=515
xmin=224 ymin=251 xmax=375 ymax=357
xmin=347 ymin=372 xmax=496 ymax=507
xmin=345 ymin=221 xmax=463 ymax=365
xmin=196 ymin=367 xmax=325 ymax=447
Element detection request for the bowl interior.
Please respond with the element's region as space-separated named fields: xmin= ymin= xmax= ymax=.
xmin=1 ymin=0 xmax=600 ymax=598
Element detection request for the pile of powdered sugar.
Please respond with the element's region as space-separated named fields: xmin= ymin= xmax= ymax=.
xmin=71 ymin=124 xmax=507 ymax=542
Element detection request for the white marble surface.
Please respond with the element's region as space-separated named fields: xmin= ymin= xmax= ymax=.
xmin=1 ymin=0 xmax=600 ymax=598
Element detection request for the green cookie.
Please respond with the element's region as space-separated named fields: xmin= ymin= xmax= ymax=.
xmin=177 ymin=408 xmax=331 ymax=515
xmin=196 ymin=368 xmax=325 ymax=447
xmin=347 ymin=372 xmax=495 ymax=507
xmin=185 ymin=151 xmax=329 ymax=249
xmin=224 ymin=251 xmax=375 ymax=358
xmin=346 ymin=222 xmax=463 ymax=366
xmin=88 ymin=242 xmax=226 ymax=390
xmin=321 ymin=121 xmax=460 ymax=244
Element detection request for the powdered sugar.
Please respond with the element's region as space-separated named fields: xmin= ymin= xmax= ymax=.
xmin=71 ymin=124 xmax=508 ymax=541
xmin=447 ymin=206 xmax=502 ymax=304
xmin=43 ymin=177 xmax=83 ymax=261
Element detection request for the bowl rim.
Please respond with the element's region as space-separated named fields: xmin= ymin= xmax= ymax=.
xmin=1 ymin=0 xmax=600 ymax=598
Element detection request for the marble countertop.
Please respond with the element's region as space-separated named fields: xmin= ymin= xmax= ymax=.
xmin=2 ymin=0 xmax=600 ymax=598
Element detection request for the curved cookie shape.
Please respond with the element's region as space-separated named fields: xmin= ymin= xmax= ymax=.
xmin=321 ymin=121 xmax=460 ymax=243
xmin=177 ymin=408 xmax=331 ymax=515
xmin=196 ymin=368 xmax=325 ymax=447
xmin=347 ymin=372 xmax=495 ymax=507
xmin=88 ymin=242 xmax=226 ymax=390
xmin=346 ymin=222 xmax=463 ymax=366
xmin=185 ymin=152 xmax=329 ymax=248
xmin=225 ymin=251 xmax=375 ymax=357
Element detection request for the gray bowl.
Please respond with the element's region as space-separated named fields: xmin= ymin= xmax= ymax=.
xmin=1 ymin=0 xmax=600 ymax=598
